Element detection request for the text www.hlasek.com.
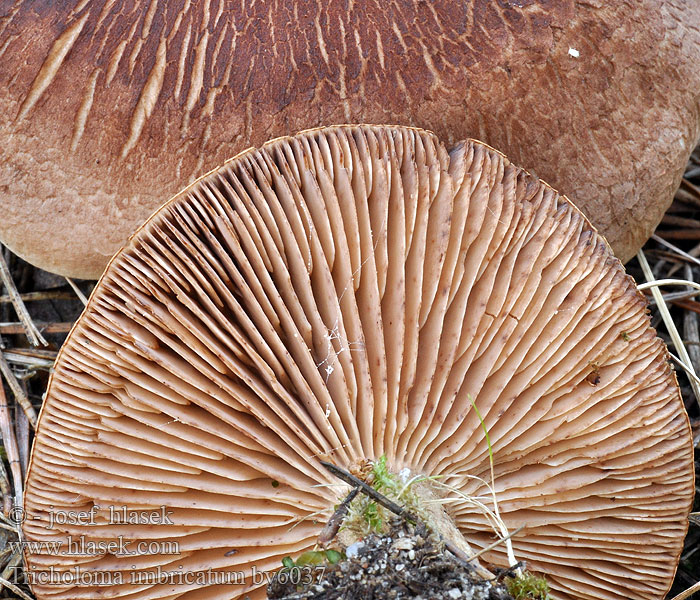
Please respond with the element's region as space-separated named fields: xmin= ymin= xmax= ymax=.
xmin=10 ymin=537 xmax=179 ymax=557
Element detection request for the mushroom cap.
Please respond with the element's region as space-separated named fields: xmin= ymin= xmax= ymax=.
xmin=23 ymin=124 xmax=693 ymax=600
xmin=2 ymin=1 xmax=699 ymax=278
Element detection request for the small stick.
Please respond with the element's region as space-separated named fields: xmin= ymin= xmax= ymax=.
xmin=647 ymin=249 xmax=696 ymax=265
xmin=0 ymin=383 xmax=24 ymax=509
xmin=661 ymin=214 xmax=700 ymax=229
xmin=0 ymin=522 xmax=18 ymax=533
xmin=646 ymin=291 xmax=700 ymax=307
xmin=320 ymin=461 xmax=417 ymax=522
xmin=4 ymin=348 xmax=57 ymax=360
xmin=675 ymin=299 xmax=700 ymax=316
xmin=654 ymin=230 xmax=700 ymax=241
xmin=652 ymin=235 xmax=700 ymax=269
xmin=495 ymin=561 xmax=526 ymax=582
xmin=684 ymin=265 xmax=700 ymax=376
xmin=0 ymin=322 xmax=74 ymax=335
xmin=0 ymin=291 xmax=74 ymax=304
xmin=65 ymin=277 xmax=88 ymax=306
xmin=0 ymin=575 xmax=34 ymax=600
xmin=1 ymin=549 xmax=23 ymax=581
xmin=320 ymin=461 xmax=496 ymax=579
xmin=317 ymin=487 xmax=360 ymax=546
xmin=668 ymin=580 xmax=700 ymax=600
xmin=666 ymin=239 xmax=700 ymax=278
xmin=463 ymin=526 xmax=525 ymax=563
xmin=677 ymin=178 xmax=700 ymax=207
xmin=0 ymin=456 xmax=11 ymax=515
xmin=3 ymin=351 xmax=55 ymax=371
xmin=0 ymin=249 xmax=46 ymax=347
xmin=16 ymin=381 xmax=30 ymax=479
xmin=0 ymin=349 xmax=37 ymax=428
xmin=638 ymin=251 xmax=700 ymax=408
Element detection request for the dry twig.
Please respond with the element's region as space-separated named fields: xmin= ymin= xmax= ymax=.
xmin=317 ymin=487 xmax=360 ymax=546
xmin=637 ymin=252 xmax=700 ymax=409
xmin=652 ymin=235 xmax=700 ymax=269
xmin=320 ymin=460 xmax=499 ymax=580
xmin=655 ymin=230 xmax=700 ymax=241
xmin=0 ymin=291 xmax=73 ymax=304
xmin=0 ymin=250 xmax=46 ymax=347
xmin=0 ymin=323 xmax=73 ymax=335
xmin=15 ymin=381 xmax=30 ymax=479
xmin=0 ymin=349 xmax=37 ymax=429
xmin=662 ymin=215 xmax=700 ymax=229
xmin=0 ymin=382 xmax=24 ymax=509
xmin=669 ymin=580 xmax=700 ymax=600
xmin=1 ymin=550 xmax=23 ymax=583
xmin=684 ymin=265 xmax=700 ymax=375
xmin=65 ymin=277 xmax=88 ymax=306
xmin=0 ymin=575 xmax=33 ymax=600
xmin=676 ymin=179 xmax=700 ymax=209
xmin=0 ymin=456 xmax=11 ymax=515
xmin=2 ymin=350 xmax=55 ymax=372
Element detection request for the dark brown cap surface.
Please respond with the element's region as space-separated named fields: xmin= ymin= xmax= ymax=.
xmin=1 ymin=1 xmax=699 ymax=277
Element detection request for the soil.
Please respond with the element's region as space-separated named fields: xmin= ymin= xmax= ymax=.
xmin=267 ymin=517 xmax=514 ymax=600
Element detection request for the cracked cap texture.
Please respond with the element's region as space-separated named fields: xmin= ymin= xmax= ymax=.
xmin=1 ymin=1 xmax=700 ymax=277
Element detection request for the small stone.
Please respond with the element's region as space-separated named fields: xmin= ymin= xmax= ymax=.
xmin=345 ymin=541 xmax=364 ymax=558
xmin=391 ymin=537 xmax=415 ymax=551
xmin=267 ymin=518 xmax=513 ymax=600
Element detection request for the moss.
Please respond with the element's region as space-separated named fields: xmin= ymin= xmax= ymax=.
xmin=505 ymin=571 xmax=551 ymax=600
xmin=344 ymin=455 xmax=424 ymax=537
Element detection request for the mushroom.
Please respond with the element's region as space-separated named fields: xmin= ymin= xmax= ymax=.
xmin=1 ymin=2 xmax=699 ymax=278
xmin=23 ymin=125 xmax=693 ymax=600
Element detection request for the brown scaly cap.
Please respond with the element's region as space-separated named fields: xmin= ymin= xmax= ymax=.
xmin=1 ymin=1 xmax=699 ymax=278
xmin=24 ymin=125 xmax=693 ymax=600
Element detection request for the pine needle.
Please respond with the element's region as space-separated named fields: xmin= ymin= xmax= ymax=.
xmin=668 ymin=580 xmax=700 ymax=600
xmin=637 ymin=250 xmax=700 ymax=408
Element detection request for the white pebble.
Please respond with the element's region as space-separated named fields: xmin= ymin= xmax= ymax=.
xmin=345 ymin=542 xmax=364 ymax=558
xmin=391 ymin=537 xmax=415 ymax=551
